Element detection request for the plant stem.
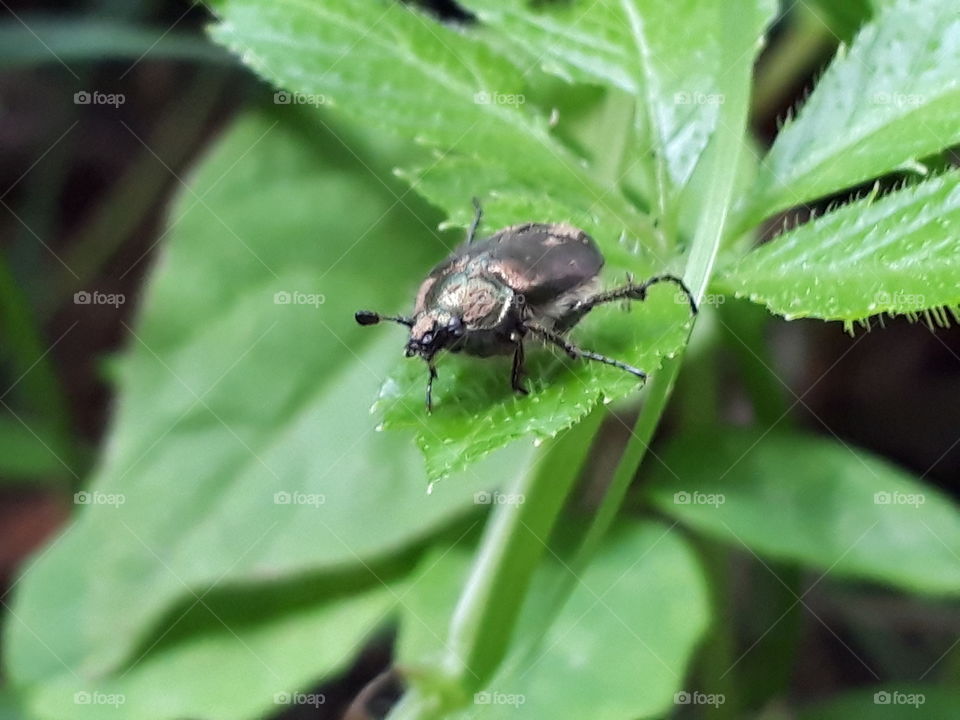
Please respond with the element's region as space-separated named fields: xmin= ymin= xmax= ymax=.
xmin=577 ymin=0 xmax=758 ymax=579
xmin=483 ymin=0 xmax=764 ymax=691
xmin=387 ymin=410 xmax=605 ymax=719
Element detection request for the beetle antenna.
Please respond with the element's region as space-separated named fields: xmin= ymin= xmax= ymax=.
xmin=355 ymin=310 xmax=413 ymax=327
xmin=466 ymin=197 xmax=483 ymax=244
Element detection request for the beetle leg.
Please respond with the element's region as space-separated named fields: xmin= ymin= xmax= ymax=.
xmin=575 ymin=274 xmax=698 ymax=317
xmin=425 ymin=362 xmax=438 ymax=413
xmin=466 ymin=197 xmax=483 ymax=244
xmin=510 ymin=340 xmax=529 ymax=395
xmin=525 ymin=324 xmax=647 ymax=381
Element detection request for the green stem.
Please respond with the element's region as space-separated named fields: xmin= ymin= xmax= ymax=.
xmin=580 ymin=0 xmax=757 ymax=568
xmin=485 ymin=0 xmax=763 ymax=690
xmin=388 ymin=410 xmax=605 ymax=719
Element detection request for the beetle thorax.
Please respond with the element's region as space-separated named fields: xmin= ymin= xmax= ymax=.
xmin=428 ymin=273 xmax=513 ymax=330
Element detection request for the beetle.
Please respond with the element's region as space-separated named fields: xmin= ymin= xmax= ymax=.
xmin=355 ymin=199 xmax=697 ymax=412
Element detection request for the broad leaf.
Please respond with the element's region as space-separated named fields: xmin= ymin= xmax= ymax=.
xmin=717 ymin=170 xmax=960 ymax=326
xmin=22 ymin=583 xmax=394 ymax=720
xmin=646 ymin=430 xmax=960 ymax=597
xmin=4 ymin=110 xmax=537 ymax=691
xmin=745 ymin=0 xmax=960 ymax=222
xmin=397 ymin=522 xmax=711 ymax=720
xmin=210 ymin=0 xmax=697 ymax=479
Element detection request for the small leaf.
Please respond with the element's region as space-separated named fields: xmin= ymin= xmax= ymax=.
xmin=377 ymin=288 xmax=692 ymax=480
xmin=646 ymin=429 xmax=960 ymax=597
xmin=398 ymin=522 xmax=711 ymax=720
xmin=717 ymin=170 xmax=960 ymax=325
xmin=746 ymin=0 xmax=960 ymax=222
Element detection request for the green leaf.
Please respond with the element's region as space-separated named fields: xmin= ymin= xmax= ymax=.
xmin=4 ymin=109 xmax=537 ymax=695
xmin=0 ymin=416 xmax=70 ymax=481
xmin=717 ymin=170 xmax=960 ymax=325
xmin=210 ymin=0 xmax=697 ymax=480
xmin=22 ymin=583 xmax=394 ymax=720
xmin=460 ymin=0 xmax=777 ymax=196
xmin=0 ymin=17 xmax=232 ymax=68
xmin=646 ymin=429 xmax=960 ymax=597
xmin=746 ymin=0 xmax=960 ymax=223
xmin=209 ymin=0 xmax=653 ymax=253
xmin=799 ymin=685 xmax=960 ymax=719
xmin=398 ymin=521 xmax=711 ymax=720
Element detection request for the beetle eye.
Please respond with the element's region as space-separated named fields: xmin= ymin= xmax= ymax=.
xmin=422 ymin=332 xmax=434 ymax=346
xmin=448 ymin=317 xmax=465 ymax=337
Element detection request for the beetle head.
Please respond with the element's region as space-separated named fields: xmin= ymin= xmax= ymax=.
xmin=406 ymin=311 xmax=465 ymax=361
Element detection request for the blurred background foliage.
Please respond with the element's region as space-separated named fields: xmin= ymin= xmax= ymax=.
xmin=0 ymin=0 xmax=958 ymax=719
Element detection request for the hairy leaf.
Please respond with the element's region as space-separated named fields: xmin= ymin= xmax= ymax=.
xmin=745 ymin=0 xmax=960 ymax=223
xmin=717 ymin=170 xmax=960 ymax=325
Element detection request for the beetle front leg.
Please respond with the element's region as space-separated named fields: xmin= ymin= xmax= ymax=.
xmin=511 ymin=340 xmax=529 ymax=395
xmin=425 ymin=362 xmax=438 ymax=413
xmin=466 ymin=196 xmax=483 ymax=244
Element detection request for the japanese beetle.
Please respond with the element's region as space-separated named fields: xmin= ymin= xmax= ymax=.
xmin=356 ymin=200 xmax=697 ymax=412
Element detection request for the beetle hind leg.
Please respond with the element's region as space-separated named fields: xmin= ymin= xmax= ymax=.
xmin=573 ymin=273 xmax=698 ymax=318
xmin=524 ymin=324 xmax=647 ymax=381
